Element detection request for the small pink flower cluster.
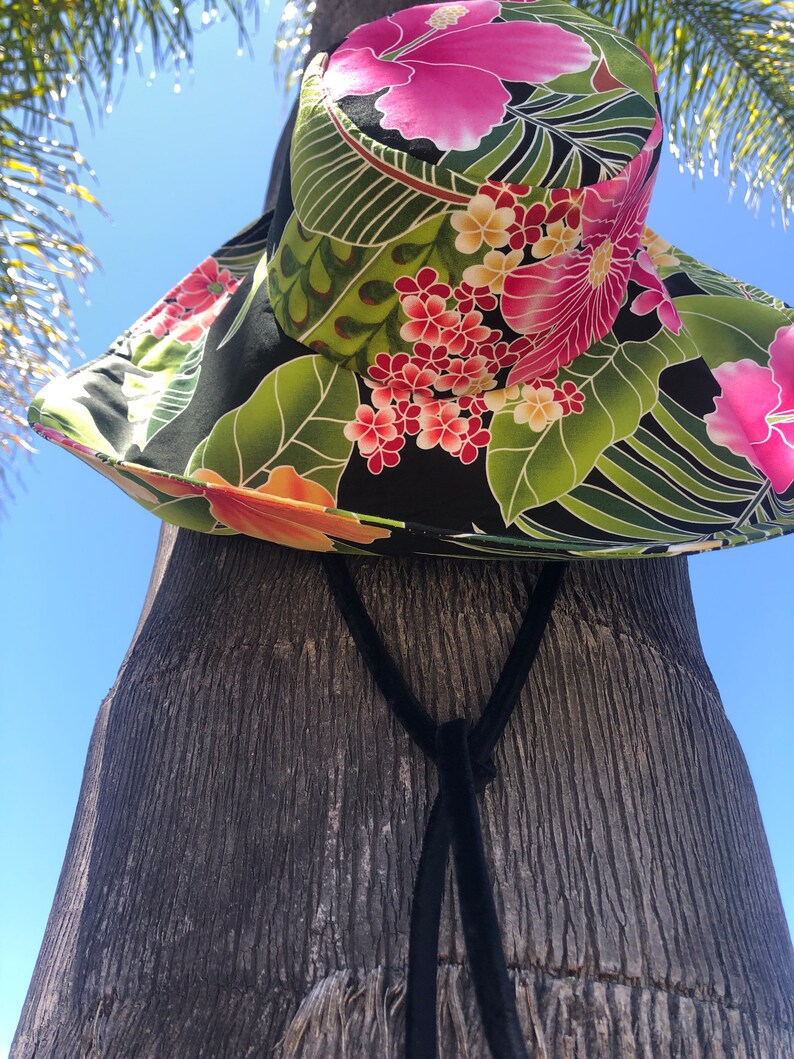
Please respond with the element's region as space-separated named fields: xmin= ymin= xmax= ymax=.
xmin=136 ymin=258 xmax=241 ymax=345
xmin=504 ymin=187 xmax=583 ymax=257
xmin=533 ymin=377 xmax=586 ymax=415
xmin=345 ymin=266 xmax=577 ymax=474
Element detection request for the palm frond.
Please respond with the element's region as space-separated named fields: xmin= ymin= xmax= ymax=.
xmin=582 ymin=0 xmax=794 ymax=212
xmin=0 ymin=1 xmax=259 ymax=503
xmin=273 ymin=0 xmax=315 ymax=87
xmin=1 ymin=0 xmax=259 ymax=129
xmin=0 ymin=110 xmax=96 ymax=503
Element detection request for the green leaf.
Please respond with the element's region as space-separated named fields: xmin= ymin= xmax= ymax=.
xmin=29 ymin=368 xmax=120 ymax=456
xmin=115 ymin=334 xmax=200 ymax=449
xmin=448 ymin=85 xmax=656 ymax=186
xmin=651 ymin=390 xmax=760 ymax=482
xmin=515 ymin=380 xmax=779 ymax=548
xmin=290 ymin=61 xmax=479 ymax=246
xmin=675 ymin=295 xmax=793 ymax=368
xmin=269 ymin=211 xmax=455 ymax=373
xmin=130 ymin=480 xmax=219 ymax=534
xmin=658 ymin=245 xmax=780 ymax=302
xmin=487 ymin=326 xmax=697 ymax=524
xmin=187 ymin=354 xmax=357 ymax=498
xmin=216 ymin=253 xmax=270 ymax=351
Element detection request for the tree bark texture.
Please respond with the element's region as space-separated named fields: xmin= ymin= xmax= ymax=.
xmin=12 ymin=1 xmax=794 ymax=1053
xmin=11 ymin=529 xmax=794 ymax=1058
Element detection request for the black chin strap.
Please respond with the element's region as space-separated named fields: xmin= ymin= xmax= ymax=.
xmin=322 ymin=557 xmax=568 ymax=1059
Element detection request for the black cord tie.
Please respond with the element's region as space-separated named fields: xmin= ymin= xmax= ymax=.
xmin=322 ymin=557 xmax=568 ymax=1059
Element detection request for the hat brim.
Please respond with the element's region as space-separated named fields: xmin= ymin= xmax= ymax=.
xmin=29 ymin=214 xmax=794 ymax=559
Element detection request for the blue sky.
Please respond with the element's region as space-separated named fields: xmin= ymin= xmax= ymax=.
xmin=1 ymin=9 xmax=792 ymax=1054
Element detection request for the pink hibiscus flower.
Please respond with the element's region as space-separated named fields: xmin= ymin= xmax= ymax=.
xmin=704 ymin=324 xmax=794 ymax=493
xmin=502 ymin=117 xmax=662 ymax=382
xmin=324 ymin=1 xmax=595 ymax=152
xmin=176 ymin=257 xmax=237 ymax=313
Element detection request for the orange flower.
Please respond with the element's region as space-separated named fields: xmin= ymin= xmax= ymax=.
xmin=121 ymin=463 xmax=391 ymax=551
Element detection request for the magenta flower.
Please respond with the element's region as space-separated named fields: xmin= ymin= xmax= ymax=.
xmin=437 ymin=354 xmax=496 ymax=396
xmin=439 ymin=310 xmax=491 ymax=356
xmin=395 ymin=267 xmax=452 ymax=302
xmin=366 ymin=351 xmax=439 ymax=406
xmin=412 ymin=341 xmax=451 ymax=371
xmin=172 ymin=302 xmax=237 ymax=344
xmin=457 ymin=415 xmax=491 ymax=464
xmin=629 ymin=249 xmax=682 ymax=333
xmin=394 ymin=399 xmax=423 ymax=436
xmin=324 ymin=1 xmax=594 ymax=151
xmin=176 ymin=257 xmax=236 ymax=313
xmin=555 ymin=379 xmax=585 ymax=415
xmin=365 ymin=435 xmax=405 ymax=474
xmin=149 ymin=302 xmax=185 ymax=338
xmin=502 ymin=118 xmax=661 ymax=382
xmin=453 ymin=281 xmax=498 ymax=314
xmin=705 ymin=325 xmax=794 ymax=493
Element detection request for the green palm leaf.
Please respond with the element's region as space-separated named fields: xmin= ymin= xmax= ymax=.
xmin=584 ymin=0 xmax=794 ymax=209
xmin=0 ymin=0 xmax=258 ymax=503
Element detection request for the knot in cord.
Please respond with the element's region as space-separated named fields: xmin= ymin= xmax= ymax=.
xmin=321 ymin=556 xmax=568 ymax=1059
xmin=437 ymin=719 xmax=496 ymax=794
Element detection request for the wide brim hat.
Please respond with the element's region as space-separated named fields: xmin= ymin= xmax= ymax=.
xmin=30 ymin=0 xmax=794 ymax=559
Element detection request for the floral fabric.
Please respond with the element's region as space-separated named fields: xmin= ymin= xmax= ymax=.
xmin=30 ymin=0 xmax=794 ymax=558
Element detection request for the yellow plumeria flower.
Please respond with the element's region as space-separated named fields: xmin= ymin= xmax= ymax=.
xmin=642 ymin=225 xmax=679 ymax=268
xmin=462 ymin=248 xmax=523 ymax=294
xmin=483 ymin=384 xmax=520 ymax=412
xmin=533 ymin=218 xmax=580 ymax=259
xmin=451 ymin=194 xmax=515 ymax=255
xmin=513 ymin=385 xmax=563 ymax=431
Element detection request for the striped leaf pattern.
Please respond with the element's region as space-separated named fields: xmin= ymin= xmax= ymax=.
xmin=291 ymin=60 xmax=478 ymax=247
xmin=445 ymin=87 xmax=657 ymax=187
xmin=513 ymin=387 xmax=792 ymax=551
xmin=487 ymin=326 xmax=699 ymax=524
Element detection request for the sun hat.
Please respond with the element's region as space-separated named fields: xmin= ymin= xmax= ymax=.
xmin=28 ymin=3 xmax=793 ymax=1057
xmin=29 ymin=0 xmax=794 ymax=560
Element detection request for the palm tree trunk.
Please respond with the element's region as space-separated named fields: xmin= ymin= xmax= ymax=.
xmin=11 ymin=529 xmax=794 ymax=1057
xmin=11 ymin=3 xmax=794 ymax=1055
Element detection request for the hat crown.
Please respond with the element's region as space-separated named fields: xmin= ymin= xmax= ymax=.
xmin=268 ymin=0 xmax=664 ymax=388
xmin=324 ymin=0 xmax=659 ymax=189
